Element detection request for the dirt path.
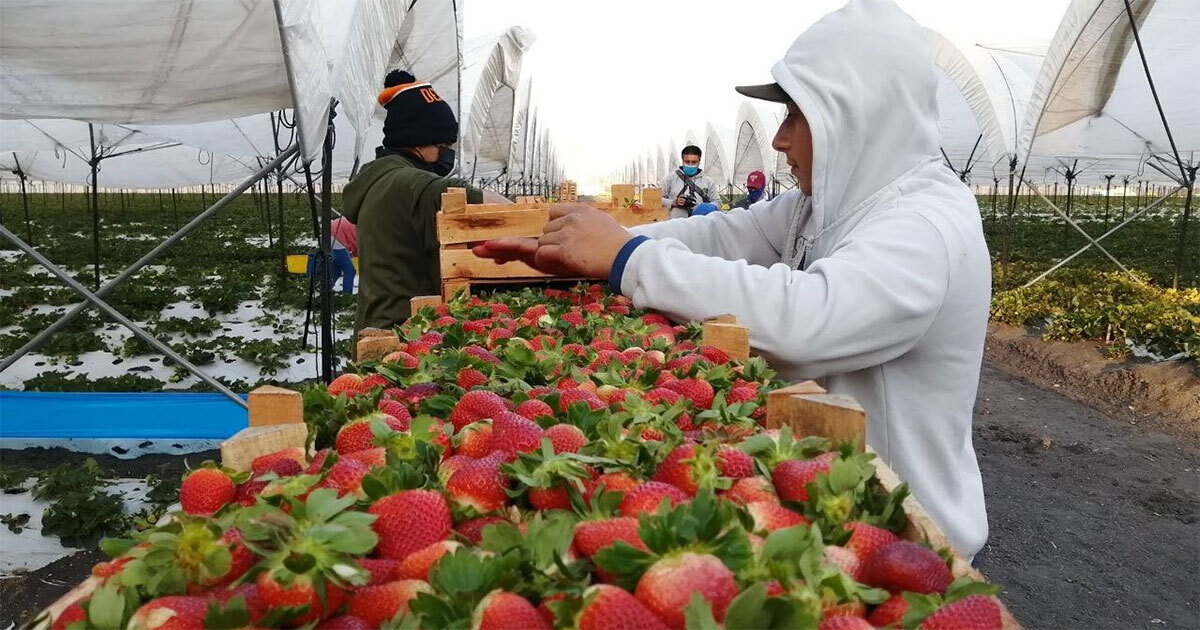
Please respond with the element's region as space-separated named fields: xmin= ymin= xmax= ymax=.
xmin=974 ymin=364 xmax=1200 ymax=629
xmin=3 ymin=365 xmax=1198 ymax=629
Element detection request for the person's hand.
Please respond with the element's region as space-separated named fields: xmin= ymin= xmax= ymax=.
xmin=473 ymin=204 xmax=633 ymax=279
xmin=675 ymin=196 xmax=687 ymax=208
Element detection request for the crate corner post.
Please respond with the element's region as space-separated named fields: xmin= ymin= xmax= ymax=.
xmin=700 ymin=317 xmax=750 ymax=360
xmin=247 ymin=385 xmax=303 ymax=427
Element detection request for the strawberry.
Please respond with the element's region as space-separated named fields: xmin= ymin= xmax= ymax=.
xmin=51 ymin=599 xmax=87 ymax=630
xmin=92 ymin=555 xmax=135 ymax=580
xmin=721 ymin=476 xmax=777 ymax=505
xmin=844 ymin=521 xmax=900 ymax=562
xmin=642 ymin=313 xmax=672 ymax=327
xmin=474 ymin=590 xmax=552 ymax=630
xmin=389 ymin=351 xmax=420 ymax=368
xmin=643 ymin=387 xmax=683 ymax=406
xmin=664 ymin=354 xmax=703 ymax=373
xmin=867 ymin=593 xmax=908 ymax=628
xmin=635 ymin=552 xmax=737 ymax=629
xmin=577 ymin=584 xmax=669 ymax=630
xmin=716 ymin=448 xmax=754 ymax=478
xmin=250 ymin=448 xmax=306 ymax=476
xmin=378 ymin=398 xmax=412 ymax=424
xmin=257 ymin=571 xmax=346 ymax=626
xmin=597 ymin=385 xmax=631 ymax=405
xmin=515 ymin=399 xmax=555 ymax=421
xmin=368 ymin=490 xmax=452 ymax=561
xmin=457 ymin=420 xmax=494 ymax=458
xmin=316 ymin=617 xmax=372 ymax=630
xmin=336 ymin=413 xmax=407 ymax=455
xmin=449 ymin=390 xmax=509 ymax=433
xmin=464 ymin=345 xmax=502 ymax=365
xmin=487 ymin=328 xmax=513 ymax=348
xmin=523 ymin=304 xmax=549 ymax=320
xmin=205 ymin=583 xmax=265 ymax=624
xmin=920 ymin=595 xmax=1002 ymax=629
xmin=216 ymin=528 xmax=256 ymax=586
xmin=319 ymin=457 xmax=370 ymax=497
xmin=818 ymin=617 xmax=873 ymax=630
xmin=558 ymin=388 xmax=606 ymax=412
xmin=306 ymin=449 xmax=333 ymax=474
xmin=530 ymin=485 xmax=573 ymax=511
xmin=726 ymin=384 xmax=758 ymax=405
xmin=399 ymin=382 xmax=441 ymax=407
xmin=824 ymin=600 xmax=868 ymax=618
xmin=406 ymin=340 xmax=434 ymax=356
xmin=328 ymin=373 xmax=366 ymax=397
xmin=547 ymin=424 xmax=586 ymax=454
xmin=457 ymin=367 xmax=489 ymax=389
xmin=491 ymin=412 xmax=546 ymax=460
xmin=180 ymin=468 xmax=234 ymax=516
xmin=346 ymin=579 xmax=431 ymax=627
xmin=744 ymin=501 xmax=808 ymax=533
xmin=128 ymin=596 xmax=208 ymax=630
xmin=361 ymin=373 xmax=391 ymax=390
xmin=771 ymin=452 xmax=836 ymax=502
xmin=455 ymin=516 xmax=509 ymax=544
xmin=561 ymin=310 xmax=586 ymax=327
xmin=463 ymin=319 xmax=491 ymax=335
xmin=652 ymin=444 xmax=704 ymax=496
xmin=434 ymin=315 xmax=457 ymax=327
xmin=698 ymin=346 xmax=731 ymax=364
xmin=357 ymin=557 xmax=403 ymax=585
xmin=588 ymin=471 xmax=640 ymax=497
xmin=574 ymin=517 xmax=647 ymax=559
xmin=618 ymin=482 xmax=690 ymax=517
xmin=824 ymin=544 xmax=863 ymax=581
xmin=398 ymin=540 xmax=461 ymax=580
xmin=438 ymin=454 xmax=475 ymax=486
xmin=260 ymin=458 xmax=303 ymax=478
xmin=663 ymin=378 xmax=715 ymax=409
xmin=345 ymin=446 xmax=387 ymax=469
xmin=236 ymin=479 xmax=268 ymax=506
xmin=446 ymin=453 xmax=509 ymax=513
xmin=860 ymin=541 xmax=953 ymax=594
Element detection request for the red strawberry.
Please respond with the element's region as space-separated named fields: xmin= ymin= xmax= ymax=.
xmin=464 ymin=345 xmax=502 ymax=365
xmin=368 ymin=490 xmax=452 ymax=560
xmin=260 ymin=458 xmax=302 ymax=478
xmin=455 ymin=516 xmax=508 ymax=544
xmin=316 ymin=617 xmax=372 ymax=630
xmin=642 ymin=313 xmax=672 ymax=327
xmin=824 ymin=545 xmax=863 ymax=581
xmin=643 ymin=387 xmax=683 ymax=406
xmin=377 ymin=399 xmax=412 ymax=424
xmin=745 ymin=501 xmax=809 ymax=533
xmin=716 ymin=448 xmax=754 ymax=478
xmin=487 ymin=328 xmax=514 ymax=348
xmin=419 ymin=330 xmax=444 ymax=346
xmin=726 ymin=385 xmax=758 ymax=405
xmin=652 ymin=444 xmax=703 ymax=496
xmin=357 ymin=557 xmax=403 ymax=585
xmin=438 ymin=454 xmax=475 ymax=486
xmin=406 ymin=340 xmax=434 ymax=356
xmin=399 ymin=540 xmax=461 ymax=580
xmin=574 ymin=517 xmax=647 ymax=559
xmin=446 ymin=453 xmax=509 ymax=513
xmin=345 ymin=447 xmax=387 ymax=469
xmin=328 ymin=373 xmax=366 ymax=396
xmin=456 ymin=420 xmax=494 ymax=458
xmin=523 ymin=304 xmax=549 ymax=320
xmin=618 ymin=482 xmax=690 ymax=517
xmin=561 ymin=310 xmax=586 ymax=327
xmin=818 ymin=617 xmax=874 ymax=630
xmin=639 ymin=427 xmax=666 ymax=442
xmin=558 ymin=388 xmax=606 ymax=412
xmin=860 ymin=541 xmax=953 ymax=594
xmin=319 ymin=457 xmax=370 ymax=497
xmin=216 ymin=529 xmax=256 ymax=586
xmin=577 ymin=584 xmax=668 ymax=630
xmin=51 ymin=599 xmax=87 ymax=630
xmin=205 ymin=583 xmax=265 ymax=624
xmin=399 ymin=382 xmax=442 ymax=407
xmin=635 ymin=552 xmax=737 ymax=629
xmin=529 ymin=485 xmax=572 ymax=511
xmin=236 ymin=479 xmax=268 ymax=506
xmin=346 ymin=579 xmax=430 ymax=628
xmin=92 ymin=554 xmax=135 ymax=580
xmin=663 ymin=379 xmax=715 ymax=409
xmin=128 ymin=596 xmax=208 ymax=630
xmin=457 ymin=367 xmax=489 ymax=389
xmin=771 ymin=452 xmax=836 ymax=502
xmin=868 ymin=593 xmax=908 ymax=628
xmin=721 ymin=476 xmax=777 ymax=505
xmin=491 ymin=412 xmax=546 ymax=460
xmin=180 ymin=468 xmax=234 ymax=516
xmin=434 ymin=315 xmax=457 ymax=327
xmin=474 ymin=590 xmax=551 ymax=630
xmin=336 ymin=414 xmax=408 ymax=455
xmin=588 ymin=471 xmax=640 ymax=498
xmin=596 ymin=385 xmax=631 ymax=406
xmin=306 ymin=448 xmax=333 ymax=474
xmin=547 ymin=424 xmax=586 ymax=454
xmin=698 ymin=346 xmax=731 ymax=364
xmin=250 ymin=448 xmax=306 ymax=476
xmin=464 ymin=319 xmax=491 ymax=335
xmin=449 ymin=390 xmax=509 ymax=433
xmin=516 ymin=399 xmax=555 ymax=421
xmin=390 ymin=351 xmax=420 ymax=368
xmin=590 ymin=338 xmax=619 ymax=352
xmin=920 ymin=595 xmax=1002 ymax=629
xmin=361 ymin=373 xmax=391 ymax=390
xmin=664 ymin=354 xmax=703 ymax=373
xmin=844 ymin=521 xmax=900 ymax=562
xmin=561 ymin=343 xmax=588 ymax=357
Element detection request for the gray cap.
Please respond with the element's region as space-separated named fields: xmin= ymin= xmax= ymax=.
xmin=734 ymin=82 xmax=790 ymax=103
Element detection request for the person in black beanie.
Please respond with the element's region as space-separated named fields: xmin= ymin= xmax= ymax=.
xmin=342 ymin=70 xmax=484 ymax=332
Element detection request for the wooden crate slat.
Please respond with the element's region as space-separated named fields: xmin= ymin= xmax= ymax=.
xmin=438 ymin=207 xmax=552 ymax=244
xmin=440 ymin=249 xmax=553 ymax=281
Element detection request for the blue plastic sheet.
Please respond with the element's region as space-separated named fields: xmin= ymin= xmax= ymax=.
xmin=0 ymin=392 xmax=248 ymax=439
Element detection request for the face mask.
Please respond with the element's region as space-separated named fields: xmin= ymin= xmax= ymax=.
xmin=680 ymin=165 xmax=699 ymax=177
xmin=429 ymin=146 xmax=456 ymax=176
xmin=748 ymin=187 xmax=764 ymax=202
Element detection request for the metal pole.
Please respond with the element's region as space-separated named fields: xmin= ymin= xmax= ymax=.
xmin=88 ymin=124 xmax=102 ymax=290
xmin=17 ymin=170 xmax=32 ymax=245
xmin=1103 ymin=175 xmax=1114 ymax=232
xmin=277 ymin=169 xmax=288 ymax=278
xmin=1173 ymin=166 xmax=1198 ymax=289
xmin=0 ymin=145 xmax=299 ymax=373
xmin=319 ymin=105 xmax=336 ymax=382
xmin=0 ymin=224 xmax=246 ymax=407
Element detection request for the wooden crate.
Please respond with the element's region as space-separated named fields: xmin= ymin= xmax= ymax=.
xmin=558 ymin=180 xmax=578 ymax=202
xmin=435 ymin=184 xmax=667 ymax=300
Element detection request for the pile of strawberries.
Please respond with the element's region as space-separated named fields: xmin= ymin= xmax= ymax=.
xmin=49 ymin=285 xmax=1004 ymax=630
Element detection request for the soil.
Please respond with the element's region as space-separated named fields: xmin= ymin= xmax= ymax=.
xmin=0 ymin=448 xmax=219 ymax=479
xmin=2 ymin=362 xmax=1198 ymax=629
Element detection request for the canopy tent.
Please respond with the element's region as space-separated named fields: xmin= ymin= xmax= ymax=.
xmin=703 ymin=123 xmax=735 ymax=191
xmin=459 ymin=27 xmax=536 ymax=184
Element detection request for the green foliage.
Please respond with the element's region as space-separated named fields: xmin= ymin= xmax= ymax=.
xmin=41 ymin=488 xmax=130 ymax=548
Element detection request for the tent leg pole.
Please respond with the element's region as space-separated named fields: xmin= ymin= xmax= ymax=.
xmin=88 ymin=123 xmax=101 ymax=291
xmin=18 ymin=171 xmax=33 ymax=245
xmin=0 ymin=144 xmax=299 ymax=374
xmin=319 ymin=103 xmax=336 ymax=383
xmin=0 ymin=224 xmax=246 ymax=408
xmin=1173 ymin=168 xmax=1197 ymax=289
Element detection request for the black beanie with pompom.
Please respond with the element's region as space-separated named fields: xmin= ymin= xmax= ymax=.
xmin=377 ymin=69 xmax=458 ymax=149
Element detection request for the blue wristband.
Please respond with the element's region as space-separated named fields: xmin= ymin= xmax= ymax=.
xmin=608 ymin=235 xmax=650 ymax=295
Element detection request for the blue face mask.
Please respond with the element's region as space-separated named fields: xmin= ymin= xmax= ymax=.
xmin=748 ymin=187 xmax=764 ymax=202
xmin=680 ymin=165 xmax=699 ymax=177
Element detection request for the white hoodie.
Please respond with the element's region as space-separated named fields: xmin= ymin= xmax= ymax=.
xmin=621 ymin=0 xmax=990 ymax=557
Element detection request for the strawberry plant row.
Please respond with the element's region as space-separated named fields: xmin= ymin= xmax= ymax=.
xmin=37 ymin=285 xmax=1016 ymax=630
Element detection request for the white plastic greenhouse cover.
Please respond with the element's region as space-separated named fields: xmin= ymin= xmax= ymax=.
xmin=507 ymin=79 xmax=534 ymax=185
xmin=459 ymin=27 xmax=536 ymax=182
xmin=1016 ymin=0 xmax=1199 ymax=178
xmin=0 ymin=0 xmax=463 ymax=186
xmin=732 ymin=101 xmax=773 ymax=189
xmin=704 ymin=123 xmax=735 ymax=188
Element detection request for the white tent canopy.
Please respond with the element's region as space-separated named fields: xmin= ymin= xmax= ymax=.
xmin=703 ymin=123 xmax=734 ymax=189
xmin=732 ymin=101 xmax=774 ymax=190
xmin=459 ymin=27 xmax=536 ymax=182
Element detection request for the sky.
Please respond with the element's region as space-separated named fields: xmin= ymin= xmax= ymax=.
xmin=464 ymin=0 xmax=1072 ymax=194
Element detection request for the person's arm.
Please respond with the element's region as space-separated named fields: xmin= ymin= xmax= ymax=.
xmin=626 ymin=190 xmax=800 ymax=266
xmin=616 ymin=213 xmax=950 ymax=378
xmin=659 ymin=175 xmax=673 ymax=209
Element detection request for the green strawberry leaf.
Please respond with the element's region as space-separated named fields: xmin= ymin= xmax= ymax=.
xmin=683 ymin=593 xmax=721 ymax=630
xmin=99 ymin=537 xmax=136 ymax=559
xmin=722 ymin=582 xmax=770 ymax=630
xmin=86 ymin=583 xmax=131 ymax=630
xmin=204 ymin=596 xmax=251 ymax=630
xmin=901 ymin=591 xmax=945 ymax=628
xmin=945 ymin=576 xmax=1003 ymax=602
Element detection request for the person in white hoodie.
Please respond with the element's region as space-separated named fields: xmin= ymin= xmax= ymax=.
xmin=473 ymin=0 xmax=990 ymax=559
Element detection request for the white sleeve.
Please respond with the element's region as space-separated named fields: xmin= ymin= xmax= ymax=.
xmin=626 ymin=191 xmax=799 ymax=266
xmin=619 ymin=213 xmax=950 ymax=378
xmin=659 ymin=175 xmax=673 ymax=208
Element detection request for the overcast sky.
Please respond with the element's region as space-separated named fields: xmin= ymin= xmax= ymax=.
xmin=464 ymin=0 xmax=1071 ymax=194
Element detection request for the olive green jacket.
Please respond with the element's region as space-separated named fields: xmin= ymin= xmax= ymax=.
xmin=343 ymin=153 xmax=481 ymax=332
